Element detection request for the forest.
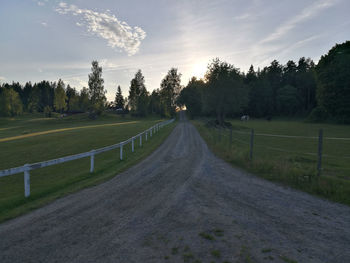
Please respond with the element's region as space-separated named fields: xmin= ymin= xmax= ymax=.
xmin=0 ymin=41 xmax=349 ymax=123
xmin=178 ymin=41 xmax=350 ymax=124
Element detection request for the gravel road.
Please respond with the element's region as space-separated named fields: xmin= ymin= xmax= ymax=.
xmin=1 ymin=112 xmax=349 ymax=263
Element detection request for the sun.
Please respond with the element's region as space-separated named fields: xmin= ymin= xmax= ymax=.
xmin=191 ymin=61 xmax=207 ymax=79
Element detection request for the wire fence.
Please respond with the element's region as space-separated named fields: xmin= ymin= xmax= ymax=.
xmin=209 ymin=126 xmax=350 ymax=177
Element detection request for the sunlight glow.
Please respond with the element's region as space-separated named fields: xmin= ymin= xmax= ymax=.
xmin=191 ymin=61 xmax=207 ymax=79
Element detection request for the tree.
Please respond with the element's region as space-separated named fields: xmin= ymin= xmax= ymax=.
xmin=276 ymin=85 xmax=298 ymax=115
xmin=54 ymin=79 xmax=67 ymax=113
xmin=296 ymin=57 xmax=316 ymax=113
xmin=316 ymin=41 xmax=350 ymax=123
xmin=66 ymin=85 xmax=78 ymax=112
xmin=128 ymin=70 xmax=149 ymax=116
xmin=79 ymin=87 xmax=90 ymax=112
xmin=149 ymin=89 xmax=161 ymax=115
xmin=160 ymin=68 xmax=182 ymax=117
xmin=27 ymin=84 xmax=40 ymax=113
xmin=265 ymin=60 xmax=283 ymax=113
xmin=0 ymin=88 xmax=23 ymax=116
xmin=114 ymin=85 xmax=125 ymax=109
xmin=205 ymin=58 xmax=248 ymax=125
xmin=88 ymin=60 xmax=106 ymax=115
xmin=178 ymin=77 xmax=204 ymax=119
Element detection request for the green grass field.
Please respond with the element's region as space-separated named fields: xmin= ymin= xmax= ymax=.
xmin=193 ymin=118 xmax=350 ymax=205
xmin=0 ymin=113 xmax=176 ymax=222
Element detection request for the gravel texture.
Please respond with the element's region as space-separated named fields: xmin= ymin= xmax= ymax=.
xmin=1 ymin=112 xmax=349 ymax=263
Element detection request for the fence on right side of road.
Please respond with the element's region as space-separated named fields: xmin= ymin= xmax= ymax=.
xmin=0 ymin=119 xmax=175 ymax=198
xmin=211 ymin=126 xmax=350 ymax=178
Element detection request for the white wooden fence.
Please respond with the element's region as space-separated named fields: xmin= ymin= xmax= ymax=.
xmin=0 ymin=119 xmax=175 ymax=197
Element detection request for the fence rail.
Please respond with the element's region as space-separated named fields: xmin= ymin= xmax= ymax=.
xmin=0 ymin=119 xmax=175 ymax=197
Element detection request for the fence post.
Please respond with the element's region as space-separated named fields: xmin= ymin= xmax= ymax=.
xmin=120 ymin=144 xmax=123 ymax=160
xmin=250 ymin=129 xmax=254 ymax=161
xmin=317 ymin=129 xmax=323 ymax=176
xmin=132 ymin=138 xmax=134 ymax=152
xmin=24 ymin=164 xmax=30 ymax=198
xmin=230 ymin=127 xmax=232 ymax=147
xmin=146 ymin=131 xmax=148 ymax=141
xmin=150 ymin=128 xmax=152 ymax=137
xmin=139 ymin=134 xmax=142 ymax=146
xmin=90 ymin=150 xmax=95 ymax=173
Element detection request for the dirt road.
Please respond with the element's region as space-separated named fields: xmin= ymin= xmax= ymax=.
xmin=1 ymin=113 xmax=349 ymax=262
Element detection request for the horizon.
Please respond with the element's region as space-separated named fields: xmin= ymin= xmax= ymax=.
xmin=1 ymin=0 xmax=349 ymax=101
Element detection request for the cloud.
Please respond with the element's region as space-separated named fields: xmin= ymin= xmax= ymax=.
xmin=55 ymin=2 xmax=146 ymax=55
xmin=36 ymin=0 xmax=48 ymax=6
xmin=261 ymin=0 xmax=338 ymax=44
xmin=41 ymin=22 xmax=48 ymax=27
xmin=0 ymin=76 xmax=6 ymax=81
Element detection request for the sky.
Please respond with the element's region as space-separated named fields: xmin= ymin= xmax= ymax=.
xmin=0 ymin=0 xmax=349 ymax=101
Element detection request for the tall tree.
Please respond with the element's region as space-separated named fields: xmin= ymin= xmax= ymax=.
xmin=205 ymin=58 xmax=248 ymax=125
xmin=316 ymin=41 xmax=350 ymax=123
xmin=178 ymin=77 xmax=204 ymax=119
xmin=266 ymin=60 xmax=283 ymax=113
xmin=114 ymin=85 xmax=125 ymax=109
xmin=79 ymin=87 xmax=90 ymax=112
xmin=66 ymin=84 xmax=78 ymax=112
xmin=54 ymin=79 xmax=67 ymax=113
xmin=0 ymin=89 xmax=23 ymax=116
xmin=88 ymin=60 xmax=106 ymax=115
xmin=160 ymin=68 xmax=182 ymax=117
xmin=296 ymin=57 xmax=316 ymax=112
xmin=128 ymin=70 xmax=148 ymax=116
xmin=149 ymin=89 xmax=161 ymax=115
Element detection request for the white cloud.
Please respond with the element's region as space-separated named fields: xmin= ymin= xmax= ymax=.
xmin=41 ymin=22 xmax=48 ymax=27
xmin=0 ymin=76 xmax=6 ymax=81
xmin=36 ymin=0 xmax=48 ymax=6
xmin=261 ymin=0 xmax=338 ymax=44
xmin=55 ymin=2 xmax=146 ymax=56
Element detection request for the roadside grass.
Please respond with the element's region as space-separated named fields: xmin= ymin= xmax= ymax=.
xmin=192 ymin=119 xmax=350 ymax=205
xmin=0 ymin=113 xmax=176 ymax=222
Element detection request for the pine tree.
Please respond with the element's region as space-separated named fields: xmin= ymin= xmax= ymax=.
xmin=114 ymin=86 xmax=124 ymax=109
xmin=88 ymin=60 xmax=106 ymax=115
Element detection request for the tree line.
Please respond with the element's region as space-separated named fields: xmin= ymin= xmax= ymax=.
xmin=1 ymin=41 xmax=348 ymax=123
xmin=178 ymin=41 xmax=350 ymax=124
xmin=0 ymin=61 xmax=181 ymax=119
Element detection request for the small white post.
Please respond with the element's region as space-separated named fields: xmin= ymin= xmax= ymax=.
xmin=150 ymin=129 xmax=152 ymax=137
xmin=90 ymin=150 xmax=95 ymax=173
xmin=132 ymin=138 xmax=134 ymax=152
xmin=24 ymin=164 xmax=30 ymax=198
xmin=139 ymin=134 xmax=142 ymax=146
xmin=120 ymin=144 xmax=123 ymax=160
xmin=146 ymin=131 xmax=148 ymax=141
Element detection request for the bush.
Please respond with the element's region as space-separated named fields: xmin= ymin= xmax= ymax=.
xmin=43 ymin=106 xmax=52 ymax=117
xmin=307 ymin=106 xmax=330 ymax=122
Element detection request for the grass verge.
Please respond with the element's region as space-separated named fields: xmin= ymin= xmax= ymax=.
xmin=0 ymin=118 xmax=176 ymax=223
xmin=192 ymin=119 xmax=350 ymax=206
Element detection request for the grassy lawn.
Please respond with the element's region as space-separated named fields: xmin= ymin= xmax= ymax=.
xmin=193 ymin=118 xmax=350 ymax=205
xmin=0 ymin=113 xmax=176 ymax=222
